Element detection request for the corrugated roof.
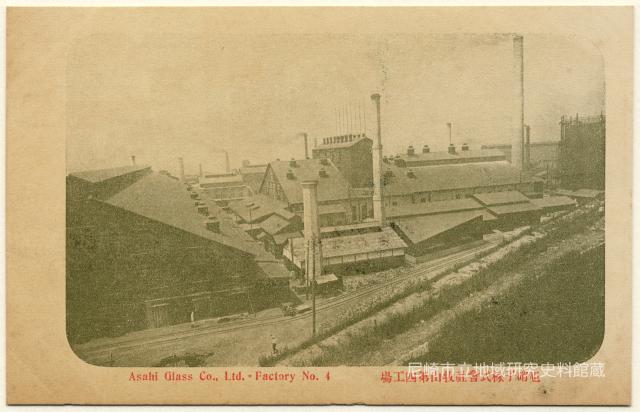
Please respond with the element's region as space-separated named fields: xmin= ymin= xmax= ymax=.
xmin=290 ymin=226 xmax=406 ymax=259
xmin=531 ymin=196 xmax=577 ymax=209
xmin=394 ymin=210 xmax=485 ymax=244
xmin=472 ymin=190 xmax=530 ymax=206
xmin=487 ymin=202 xmax=541 ymax=216
xmin=382 ymin=161 xmax=532 ymax=196
xmin=101 ymin=172 xmax=258 ymax=255
xmin=386 ymin=198 xmax=484 ymax=219
xmin=69 ymin=165 xmax=150 ymax=183
xmin=266 ymin=158 xmax=350 ymax=204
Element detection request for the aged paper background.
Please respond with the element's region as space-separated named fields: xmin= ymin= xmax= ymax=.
xmin=6 ymin=7 xmax=632 ymax=405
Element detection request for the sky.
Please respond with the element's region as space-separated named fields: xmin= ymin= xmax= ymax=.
xmin=65 ymin=31 xmax=604 ymax=176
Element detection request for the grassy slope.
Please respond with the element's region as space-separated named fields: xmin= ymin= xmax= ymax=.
xmin=414 ymin=244 xmax=604 ymax=364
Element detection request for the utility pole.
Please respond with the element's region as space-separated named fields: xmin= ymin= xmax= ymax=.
xmin=311 ymin=236 xmax=317 ymax=337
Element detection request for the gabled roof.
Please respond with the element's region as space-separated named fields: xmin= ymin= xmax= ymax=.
xmin=68 ymin=165 xmax=150 ymax=183
xmin=394 ymin=210 xmax=485 ymax=244
xmin=264 ymin=158 xmax=350 ymax=204
xmin=101 ymin=172 xmax=258 ymax=256
xmin=472 ymin=190 xmax=530 ymax=206
xmin=382 ymin=161 xmax=533 ymax=196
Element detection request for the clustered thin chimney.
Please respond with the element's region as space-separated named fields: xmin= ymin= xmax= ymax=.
xmin=225 ymin=151 xmax=230 ymax=174
xmin=131 ymin=155 xmax=136 ymax=166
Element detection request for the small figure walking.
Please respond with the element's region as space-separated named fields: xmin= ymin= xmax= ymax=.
xmin=271 ymin=334 xmax=278 ymax=355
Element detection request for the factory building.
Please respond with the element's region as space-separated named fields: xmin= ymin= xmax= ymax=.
xmin=559 ymin=114 xmax=606 ymax=190
xmin=258 ymin=158 xmax=373 ymax=227
xmin=391 ymin=144 xmax=506 ymax=168
xmin=381 ymin=161 xmax=543 ymax=208
xmin=239 ymin=161 xmax=269 ymax=194
xmin=197 ymin=173 xmax=251 ymax=203
xmin=284 ymin=226 xmax=407 ymax=276
xmin=481 ymin=141 xmax=559 ymax=170
xmin=311 ymin=134 xmax=373 ymax=188
xmin=66 ymin=164 xmax=290 ymax=343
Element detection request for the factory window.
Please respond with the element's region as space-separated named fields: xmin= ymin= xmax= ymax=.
xmin=352 ymin=206 xmax=358 ymax=221
xmin=420 ymin=197 xmax=426 ymax=203
xmin=392 ymin=201 xmax=398 ymax=206
xmin=361 ymin=204 xmax=367 ymax=220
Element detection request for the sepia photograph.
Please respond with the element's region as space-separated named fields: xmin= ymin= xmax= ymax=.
xmin=65 ymin=30 xmax=605 ymax=368
xmin=6 ymin=6 xmax=632 ymax=406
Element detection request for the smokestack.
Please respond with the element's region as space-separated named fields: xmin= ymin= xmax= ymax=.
xmin=511 ymin=35 xmax=525 ymax=171
xmin=524 ymin=125 xmax=531 ymax=169
xmin=301 ymin=180 xmax=322 ymax=285
xmin=178 ymin=157 xmax=185 ymax=182
xmin=447 ymin=122 xmax=452 ymax=145
xmin=301 ymin=132 xmax=309 ymax=159
xmin=370 ymin=93 xmax=385 ymax=225
xmin=225 ymin=151 xmax=230 ymax=174
xmin=199 ymin=163 xmax=203 ymax=178
xmin=131 ymin=155 xmax=136 ymax=165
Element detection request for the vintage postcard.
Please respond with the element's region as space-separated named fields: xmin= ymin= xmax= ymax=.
xmin=6 ymin=6 xmax=633 ymax=405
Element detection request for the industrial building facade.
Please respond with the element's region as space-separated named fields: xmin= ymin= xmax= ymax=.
xmin=559 ymin=114 xmax=606 ymax=190
xmin=66 ymin=165 xmax=289 ymax=343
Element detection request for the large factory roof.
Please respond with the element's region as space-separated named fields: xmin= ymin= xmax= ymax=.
xmin=264 ymin=158 xmax=350 ymax=204
xmin=472 ymin=190 xmax=531 ymax=206
xmin=290 ymin=226 xmax=406 ymax=260
xmin=382 ymin=161 xmax=532 ymax=196
xmin=68 ymin=165 xmax=150 ymax=183
xmin=393 ymin=210 xmax=485 ymax=245
xmin=100 ymin=172 xmax=263 ymax=256
xmin=394 ymin=148 xmax=506 ymax=165
xmin=386 ymin=197 xmax=485 ymax=219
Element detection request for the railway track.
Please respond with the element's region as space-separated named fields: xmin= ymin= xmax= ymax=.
xmin=75 ymin=241 xmax=497 ymax=364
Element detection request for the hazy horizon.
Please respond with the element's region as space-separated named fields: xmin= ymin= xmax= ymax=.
xmin=66 ymin=32 xmax=604 ymax=176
